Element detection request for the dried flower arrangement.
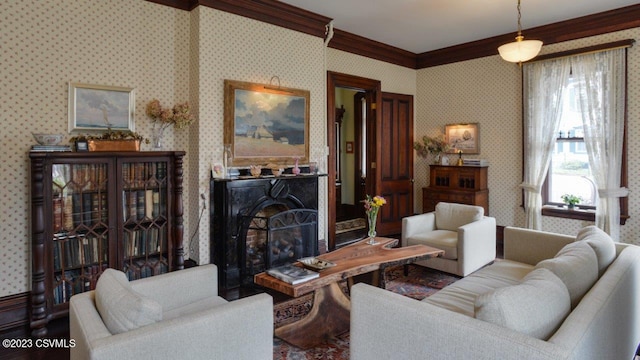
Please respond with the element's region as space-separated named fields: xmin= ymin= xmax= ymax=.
xmin=146 ymin=99 xmax=194 ymax=131
xmin=413 ymin=134 xmax=450 ymax=158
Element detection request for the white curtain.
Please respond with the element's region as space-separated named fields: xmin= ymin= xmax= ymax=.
xmin=521 ymin=58 xmax=571 ymax=229
xmin=572 ymin=48 xmax=627 ymax=239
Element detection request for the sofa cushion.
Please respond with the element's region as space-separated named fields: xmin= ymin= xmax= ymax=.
xmin=577 ymin=225 xmax=616 ymax=276
xmin=435 ymin=202 xmax=484 ymax=231
xmin=536 ymin=241 xmax=598 ymax=308
xmin=406 ymin=229 xmax=458 ymax=260
xmin=95 ymin=269 xmax=162 ymax=335
xmin=424 ymin=259 xmax=534 ymax=317
xmin=474 ymin=268 xmax=570 ymax=340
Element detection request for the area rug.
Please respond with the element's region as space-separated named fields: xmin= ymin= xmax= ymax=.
xmin=272 ymin=264 xmax=460 ymax=359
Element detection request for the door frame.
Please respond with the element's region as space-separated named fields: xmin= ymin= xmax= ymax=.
xmin=327 ymin=71 xmax=381 ymax=250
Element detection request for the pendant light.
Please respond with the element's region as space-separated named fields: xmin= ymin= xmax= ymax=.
xmin=498 ymin=0 xmax=542 ymax=63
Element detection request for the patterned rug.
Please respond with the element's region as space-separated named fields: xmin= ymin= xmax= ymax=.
xmin=272 ymin=264 xmax=460 ymax=359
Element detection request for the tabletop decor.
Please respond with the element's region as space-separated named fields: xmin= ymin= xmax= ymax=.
xmin=363 ymin=194 xmax=386 ymax=245
xmin=146 ymin=99 xmax=194 ymax=149
xmin=414 ymin=134 xmax=450 ymax=164
xmin=69 ymin=130 xmax=148 ymax=152
xmin=561 ymin=194 xmax=582 ymax=209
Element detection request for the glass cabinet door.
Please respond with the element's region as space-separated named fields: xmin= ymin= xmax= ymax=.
xmin=50 ymin=162 xmax=109 ymax=305
xmin=121 ymin=161 xmax=170 ymax=280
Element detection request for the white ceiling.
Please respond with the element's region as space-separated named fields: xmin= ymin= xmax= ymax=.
xmin=279 ymin=0 xmax=639 ymax=53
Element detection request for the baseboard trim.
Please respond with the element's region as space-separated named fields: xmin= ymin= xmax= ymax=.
xmin=0 ymin=292 xmax=30 ymax=332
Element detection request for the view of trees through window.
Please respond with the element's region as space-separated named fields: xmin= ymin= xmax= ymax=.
xmin=548 ymin=77 xmax=596 ymax=208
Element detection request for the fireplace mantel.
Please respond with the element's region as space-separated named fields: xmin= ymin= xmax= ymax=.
xmin=210 ymin=175 xmax=323 ymax=290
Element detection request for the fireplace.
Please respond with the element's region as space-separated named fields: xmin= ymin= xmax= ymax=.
xmin=210 ymin=175 xmax=321 ymax=290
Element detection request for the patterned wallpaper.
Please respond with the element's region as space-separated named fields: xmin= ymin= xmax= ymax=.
xmin=1 ymin=0 xmax=638 ymax=299
xmin=417 ymin=28 xmax=640 ymax=245
xmin=0 ymin=0 xmax=191 ymax=297
xmin=189 ymin=7 xmax=326 ymax=264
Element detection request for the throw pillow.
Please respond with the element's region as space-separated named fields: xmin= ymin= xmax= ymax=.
xmin=474 ymin=268 xmax=570 ymax=340
xmin=95 ymin=268 xmax=163 ymax=335
xmin=435 ymin=202 xmax=484 ymax=231
xmin=576 ymin=225 xmax=616 ymax=276
xmin=536 ymin=241 xmax=598 ymax=308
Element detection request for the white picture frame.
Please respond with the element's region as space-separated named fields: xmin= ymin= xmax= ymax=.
xmin=68 ymin=82 xmax=135 ymax=133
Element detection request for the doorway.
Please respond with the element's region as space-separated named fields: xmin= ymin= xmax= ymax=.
xmin=327 ymin=73 xmax=415 ymax=250
xmin=327 ymin=72 xmax=381 ymax=250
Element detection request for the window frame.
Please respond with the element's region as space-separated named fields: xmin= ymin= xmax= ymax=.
xmin=525 ymin=41 xmax=632 ymax=225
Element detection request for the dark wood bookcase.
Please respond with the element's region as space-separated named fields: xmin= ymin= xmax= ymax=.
xmin=422 ymin=165 xmax=489 ymax=215
xmin=29 ymin=151 xmax=185 ymax=337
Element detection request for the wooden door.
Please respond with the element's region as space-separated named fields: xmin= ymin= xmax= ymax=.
xmin=375 ymin=92 xmax=414 ymax=236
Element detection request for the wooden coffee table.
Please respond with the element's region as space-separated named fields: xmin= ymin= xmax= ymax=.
xmin=254 ymin=237 xmax=444 ymax=349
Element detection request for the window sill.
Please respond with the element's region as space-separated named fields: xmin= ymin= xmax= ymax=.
xmin=541 ymin=205 xmax=629 ymax=225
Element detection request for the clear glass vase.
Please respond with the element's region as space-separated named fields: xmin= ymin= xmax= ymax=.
xmin=152 ymin=126 xmax=165 ymax=150
xmin=366 ymin=210 xmax=378 ymax=245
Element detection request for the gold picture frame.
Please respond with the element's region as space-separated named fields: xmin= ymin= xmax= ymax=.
xmin=224 ymin=80 xmax=310 ymax=166
xmin=445 ymin=123 xmax=479 ymax=154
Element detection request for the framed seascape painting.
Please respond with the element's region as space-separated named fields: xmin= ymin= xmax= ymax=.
xmin=445 ymin=123 xmax=479 ymax=154
xmin=224 ymin=79 xmax=310 ymax=166
xmin=68 ymin=82 xmax=135 ymax=133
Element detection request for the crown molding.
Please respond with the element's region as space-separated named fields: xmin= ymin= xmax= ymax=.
xmin=328 ymin=29 xmax=418 ymax=69
xmin=148 ymin=1 xmax=640 ymax=69
xmin=417 ymin=4 xmax=640 ymax=68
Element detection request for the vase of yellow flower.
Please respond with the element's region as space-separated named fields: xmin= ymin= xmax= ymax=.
xmin=363 ymin=194 xmax=386 ymax=245
xmin=146 ymin=99 xmax=194 ymax=150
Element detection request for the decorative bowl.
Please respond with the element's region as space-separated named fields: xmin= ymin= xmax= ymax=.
xmin=32 ymin=133 xmax=64 ymax=145
xmin=271 ymin=168 xmax=284 ymax=176
xmin=298 ymin=257 xmax=336 ymax=271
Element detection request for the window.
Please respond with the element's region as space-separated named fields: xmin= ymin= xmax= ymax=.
xmin=545 ymin=77 xmax=596 ymax=210
xmin=522 ymin=42 xmax=632 ymax=230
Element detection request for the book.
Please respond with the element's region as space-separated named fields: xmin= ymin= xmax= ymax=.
xmin=136 ymin=190 xmax=146 ymax=220
xmin=266 ymin=264 xmax=319 ymax=285
xmin=53 ymin=196 xmax=63 ymax=232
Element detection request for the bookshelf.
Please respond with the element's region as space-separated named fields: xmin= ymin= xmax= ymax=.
xmin=29 ymin=151 xmax=185 ymax=337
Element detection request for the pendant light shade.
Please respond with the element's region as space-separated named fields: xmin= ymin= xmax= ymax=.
xmin=498 ymin=36 xmax=543 ymax=63
xmin=499 ymin=0 xmax=542 ymax=63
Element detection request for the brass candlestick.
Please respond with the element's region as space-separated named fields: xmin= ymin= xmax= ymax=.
xmin=457 ymin=150 xmax=463 ymax=166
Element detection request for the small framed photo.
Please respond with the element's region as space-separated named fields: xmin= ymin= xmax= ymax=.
xmin=75 ymin=140 xmax=89 ymax=152
xmin=68 ymin=82 xmax=135 ymax=133
xmin=212 ymin=163 xmax=225 ymax=179
xmin=445 ymin=123 xmax=479 ymax=154
xmin=346 ymin=141 xmax=354 ymax=154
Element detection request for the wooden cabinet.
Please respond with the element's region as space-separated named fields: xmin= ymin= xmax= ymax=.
xmin=29 ymin=151 xmax=185 ymax=336
xmin=422 ymin=165 xmax=489 ymax=214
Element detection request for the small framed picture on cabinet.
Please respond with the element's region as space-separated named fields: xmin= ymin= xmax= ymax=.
xmin=75 ymin=140 xmax=89 ymax=152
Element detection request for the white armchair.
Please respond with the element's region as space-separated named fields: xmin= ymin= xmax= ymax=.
xmin=402 ymin=202 xmax=496 ymax=276
xmin=70 ymin=264 xmax=273 ymax=360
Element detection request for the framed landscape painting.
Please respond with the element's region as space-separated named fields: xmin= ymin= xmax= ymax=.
xmin=445 ymin=123 xmax=479 ymax=154
xmin=224 ymin=79 xmax=310 ymax=166
xmin=68 ymin=82 xmax=135 ymax=133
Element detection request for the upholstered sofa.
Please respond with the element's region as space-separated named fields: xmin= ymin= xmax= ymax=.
xmin=351 ymin=226 xmax=640 ymax=360
xmin=70 ymin=264 xmax=273 ymax=360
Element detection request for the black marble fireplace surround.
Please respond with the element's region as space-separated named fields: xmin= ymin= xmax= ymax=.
xmin=210 ymin=175 xmax=321 ymax=290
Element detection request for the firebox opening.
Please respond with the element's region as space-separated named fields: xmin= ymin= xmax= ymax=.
xmin=241 ymin=206 xmax=318 ymax=286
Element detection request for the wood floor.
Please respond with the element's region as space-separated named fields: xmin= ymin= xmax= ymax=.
xmin=0 ymin=317 xmax=69 ymax=360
